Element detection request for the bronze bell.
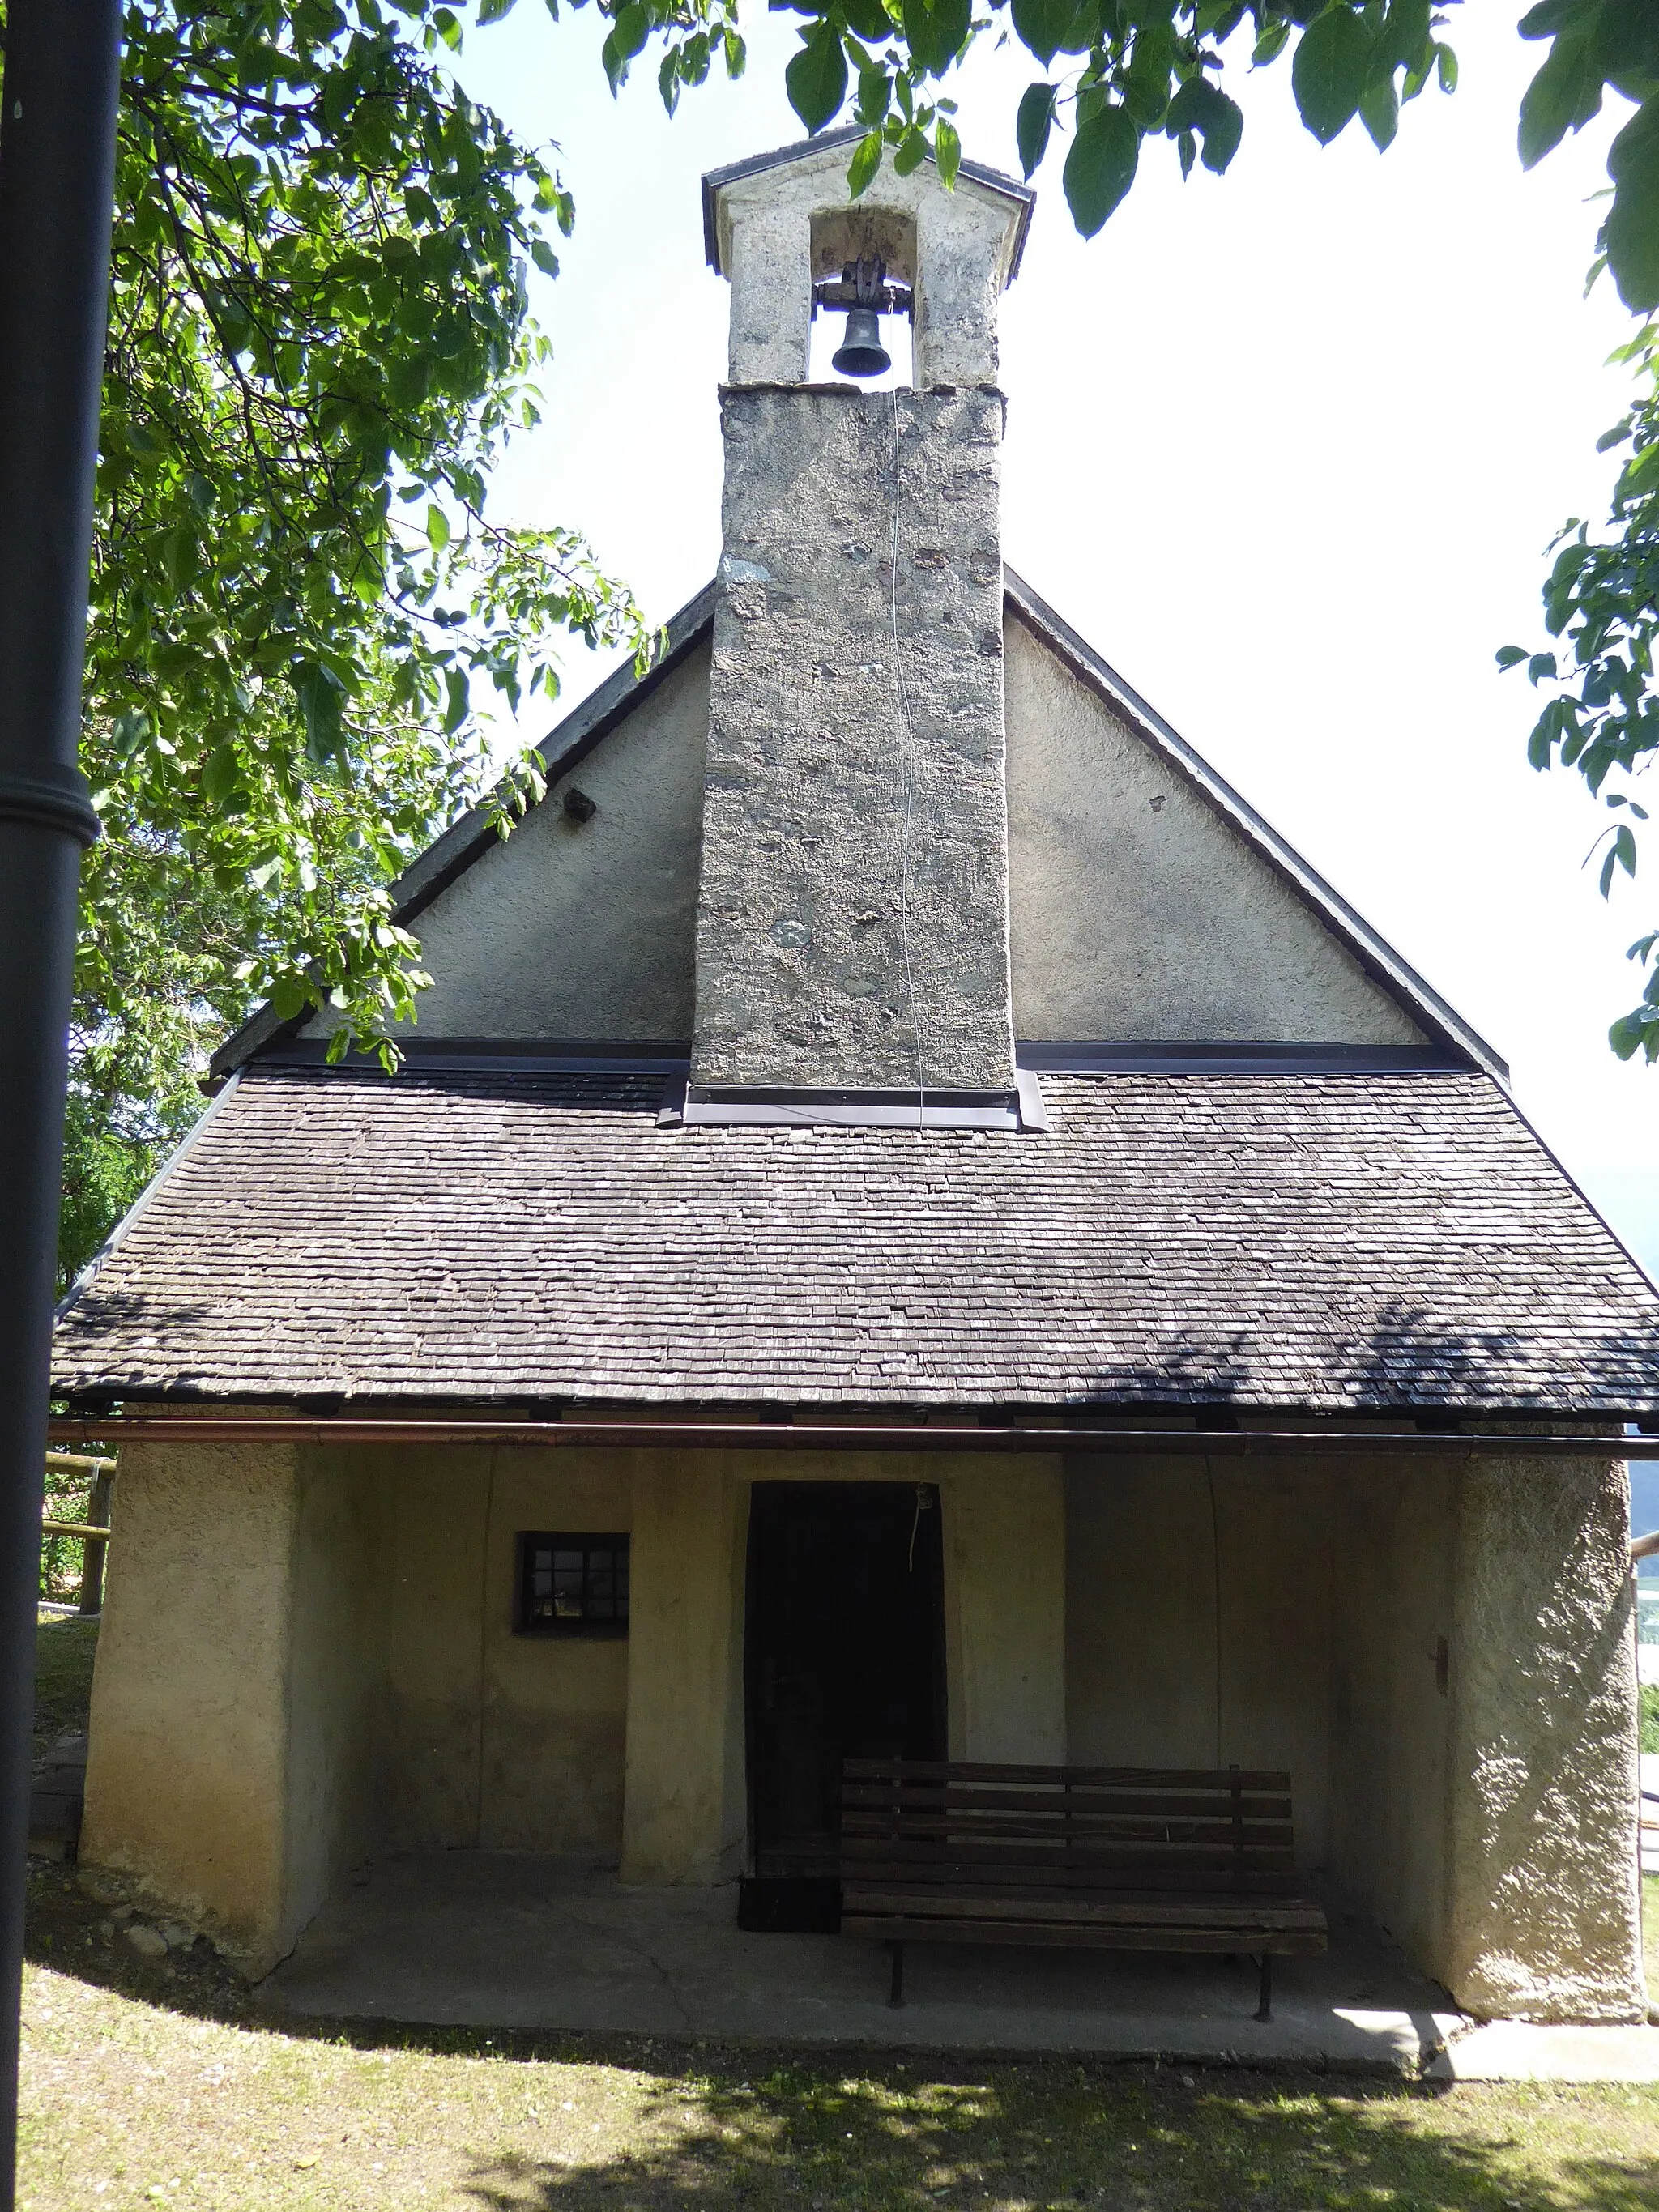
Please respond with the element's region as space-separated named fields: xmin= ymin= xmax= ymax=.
xmin=831 ymin=254 xmax=893 ymax=379
xmin=832 ymin=305 xmax=890 ymax=379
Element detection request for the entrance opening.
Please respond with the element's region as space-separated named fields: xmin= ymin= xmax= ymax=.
xmin=742 ymin=1481 xmax=945 ymax=1924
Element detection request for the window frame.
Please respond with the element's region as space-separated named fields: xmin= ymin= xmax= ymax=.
xmin=514 ymin=1530 xmax=631 ymax=1639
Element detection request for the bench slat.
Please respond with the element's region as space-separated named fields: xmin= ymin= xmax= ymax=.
xmin=842 ymin=1786 xmax=1293 ymax=1822
xmin=845 ymin=1859 xmax=1305 ymax=1894
xmin=843 ymin=1888 xmax=1328 ymax=1932
xmin=843 ymin=1760 xmax=1291 ymax=1791
xmin=841 ymin=1839 xmax=1299 ymax=1875
xmin=842 ymin=1916 xmax=1328 ymax=1957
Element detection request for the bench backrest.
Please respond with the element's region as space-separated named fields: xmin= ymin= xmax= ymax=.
xmin=841 ymin=1758 xmax=1299 ymax=1894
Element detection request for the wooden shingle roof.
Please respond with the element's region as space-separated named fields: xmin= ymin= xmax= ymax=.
xmin=52 ymin=1061 xmax=1659 ymax=1416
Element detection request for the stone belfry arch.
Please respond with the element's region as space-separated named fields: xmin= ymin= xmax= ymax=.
xmin=692 ymin=137 xmax=1033 ymax=1112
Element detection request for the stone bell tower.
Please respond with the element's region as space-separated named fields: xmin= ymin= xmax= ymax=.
xmin=690 ymin=133 xmax=1032 ymax=1117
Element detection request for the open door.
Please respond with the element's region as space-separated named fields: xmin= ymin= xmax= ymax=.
xmin=742 ymin=1481 xmax=945 ymax=1927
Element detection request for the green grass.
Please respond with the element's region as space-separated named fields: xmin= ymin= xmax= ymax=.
xmin=16 ymin=1951 xmax=1659 ymax=2212
xmin=32 ymin=1615 xmax=98 ymax=1758
xmin=1641 ymin=1685 xmax=1659 ymax=1755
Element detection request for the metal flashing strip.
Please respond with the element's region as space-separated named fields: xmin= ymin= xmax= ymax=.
xmin=256 ymin=1039 xmax=693 ymax=1079
xmin=676 ymin=1084 xmax=1026 ymax=1131
xmin=1016 ymin=1040 xmax=1469 ymax=1076
xmin=46 ymin=1413 xmax=1654 ymax=1458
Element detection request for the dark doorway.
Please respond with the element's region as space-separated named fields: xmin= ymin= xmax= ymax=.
xmin=744 ymin=1481 xmax=946 ymax=1911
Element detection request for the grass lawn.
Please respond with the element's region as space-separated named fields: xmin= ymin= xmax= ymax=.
xmin=17 ymin=1946 xmax=1659 ymax=2211
xmin=21 ymin=1619 xmax=1659 ymax=2209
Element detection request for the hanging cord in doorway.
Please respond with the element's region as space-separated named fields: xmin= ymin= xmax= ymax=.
xmin=889 ymin=387 xmax=925 ymax=1129
xmin=906 ymin=1481 xmax=933 ymax=1572
xmin=1207 ymin=1460 xmax=1223 ymax=1767
xmin=474 ymin=1451 xmax=499 ymax=1848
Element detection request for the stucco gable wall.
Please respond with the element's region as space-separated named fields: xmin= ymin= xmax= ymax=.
xmin=303 ymin=643 xmax=710 ymax=1046
xmin=301 ymin=607 xmax=1435 ymax=1051
xmin=1004 ymin=614 xmax=1427 ymax=1046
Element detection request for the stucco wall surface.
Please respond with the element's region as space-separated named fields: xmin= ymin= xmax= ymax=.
xmin=302 ymin=646 xmax=709 ymax=1046
xmin=1444 ymin=1452 xmax=1644 ymax=2022
xmin=1064 ymin=1457 xmax=1334 ymax=1867
xmin=80 ymin=1433 xmax=303 ymax=1974
xmin=695 ymin=386 xmax=1015 ymax=1091
xmin=946 ymin=1460 xmax=1065 ymax=1762
xmin=1328 ymin=1457 xmax=1456 ymax=1980
xmin=1004 ymin=615 xmax=1427 ymax=1046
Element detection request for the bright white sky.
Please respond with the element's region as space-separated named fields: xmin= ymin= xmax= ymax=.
xmin=448 ymin=5 xmax=1659 ymax=1277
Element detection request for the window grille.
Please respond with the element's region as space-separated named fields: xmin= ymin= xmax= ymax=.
xmin=517 ymin=1532 xmax=629 ymax=1636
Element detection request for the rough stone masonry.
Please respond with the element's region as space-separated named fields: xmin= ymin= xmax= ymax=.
xmin=692 ymin=381 xmax=1016 ymax=1094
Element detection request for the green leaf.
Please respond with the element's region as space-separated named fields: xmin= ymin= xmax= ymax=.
xmin=294 ymin=662 xmax=346 ymax=765
xmin=893 ymin=122 xmax=929 ymax=174
xmin=1010 ymin=0 xmax=1085 ymax=68
xmin=476 ymin=0 xmax=519 ymax=19
xmin=785 ymin=19 xmax=849 ymax=131
xmin=443 ymin=666 xmax=471 ymax=733
xmin=432 ymin=6 xmax=462 ymax=50
xmin=1373 ymin=0 xmax=1429 ymax=79
xmin=1252 ymin=19 xmax=1290 ymax=64
xmin=842 ymin=0 xmax=894 ymax=41
xmin=904 ymin=0 xmax=972 ymax=75
xmin=1360 ymin=71 xmax=1398 ymax=150
xmin=1610 ymin=1008 xmax=1659 ymax=1059
xmin=935 ymin=116 xmax=962 ymax=188
xmin=1165 ymin=77 xmax=1243 ymax=173
xmin=1063 ymin=103 xmax=1140 ymax=237
xmin=1495 ymin=645 xmax=1528 ymax=669
xmin=426 ymin=504 xmax=451 ymax=552
xmin=847 ymin=129 xmax=885 ymax=197
xmin=1606 ymin=98 xmax=1659 ymax=313
xmin=1292 ymin=6 xmax=1375 ymax=145
xmin=1016 ymin=80 xmax=1058 ymax=177
xmin=855 ymin=63 xmax=891 ymax=125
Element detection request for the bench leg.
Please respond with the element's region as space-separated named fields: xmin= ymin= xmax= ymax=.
xmin=1254 ymin=1953 xmax=1273 ymax=2023
xmin=888 ymin=1941 xmax=905 ymax=2009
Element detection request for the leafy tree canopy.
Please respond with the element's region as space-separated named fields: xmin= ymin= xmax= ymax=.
xmin=56 ymin=0 xmax=651 ymax=1283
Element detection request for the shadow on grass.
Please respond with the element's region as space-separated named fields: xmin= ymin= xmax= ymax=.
xmin=453 ymin=2060 xmax=1659 ymax=2212
xmin=25 ymin=1861 xmax=1659 ymax=2212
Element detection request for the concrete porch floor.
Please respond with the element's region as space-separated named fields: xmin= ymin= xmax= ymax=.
xmin=259 ymin=1852 xmax=1465 ymax=2073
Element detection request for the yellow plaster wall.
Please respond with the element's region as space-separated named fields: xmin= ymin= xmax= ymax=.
xmin=1064 ymin=1456 xmax=1334 ymax=1865
xmin=79 ymin=1433 xmax=304 ymax=1974
xmin=944 ymin=1459 xmax=1067 ymax=1762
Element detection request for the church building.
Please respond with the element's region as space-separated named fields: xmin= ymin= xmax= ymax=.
xmin=51 ymin=134 xmax=1659 ymax=2023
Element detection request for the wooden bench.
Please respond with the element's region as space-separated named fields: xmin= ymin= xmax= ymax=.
xmin=840 ymin=1758 xmax=1328 ymax=2018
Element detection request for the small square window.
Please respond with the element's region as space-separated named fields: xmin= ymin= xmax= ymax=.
xmin=517 ymin=1532 xmax=629 ymax=1637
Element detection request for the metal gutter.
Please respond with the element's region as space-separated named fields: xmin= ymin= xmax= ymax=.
xmin=45 ymin=1416 xmax=1644 ymax=1458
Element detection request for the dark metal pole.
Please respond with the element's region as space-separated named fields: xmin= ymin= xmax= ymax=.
xmin=0 ymin=2 xmax=121 ymax=2200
